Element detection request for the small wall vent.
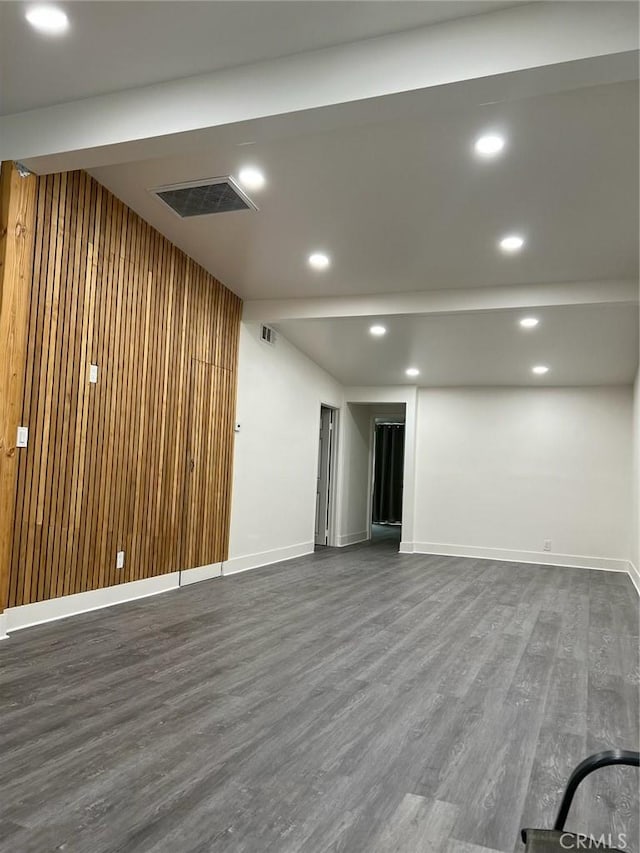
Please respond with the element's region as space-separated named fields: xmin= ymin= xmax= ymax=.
xmin=151 ymin=177 xmax=258 ymax=218
xmin=260 ymin=325 xmax=277 ymax=345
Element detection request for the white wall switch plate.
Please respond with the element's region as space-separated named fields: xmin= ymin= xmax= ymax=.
xmin=116 ymin=550 xmax=125 ymax=569
xmin=16 ymin=426 xmax=28 ymax=448
xmin=89 ymin=364 xmax=99 ymax=384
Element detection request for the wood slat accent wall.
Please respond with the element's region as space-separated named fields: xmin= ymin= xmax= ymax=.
xmin=7 ymin=170 xmax=241 ymax=607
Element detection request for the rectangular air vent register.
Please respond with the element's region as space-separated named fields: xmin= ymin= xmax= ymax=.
xmin=261 ymin=325 xmax=276 ymax=345
xmin=152 ymin=177 xmax=258 ymax=218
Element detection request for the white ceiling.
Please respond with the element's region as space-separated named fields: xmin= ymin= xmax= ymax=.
xmin=2 ymin=0 xmax=637 ymax=388
xmin=0 ymin=0 xmax=513 ymax=115
xmin=91 ymin=79 xmax=639 ymax=301
xmin=275 ymin=304 xmax=639 ymax=387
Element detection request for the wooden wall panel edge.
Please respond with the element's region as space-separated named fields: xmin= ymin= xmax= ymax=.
xmin=0 ymin=162 xmax=38 ymax=614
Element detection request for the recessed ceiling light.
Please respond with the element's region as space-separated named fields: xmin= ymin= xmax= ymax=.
xmin=532 ymin=365 xmax=549 ymax=375
xmin=238 ymin=166 xmax=265 ymax=191
xmin=308 ymin=252 xmax=330 ymax=271
xmin=405 ymin=367 xmax=420 ymax=377
xmin=370 ymin=325 xmax=386 ymax=337
xmin=474 ymin=134 xmax=505 ymax=157
xmin=519 ymin=317 xmax=539 ymax=329
xmin=25 ymin=4 xmax=69 ymax=34
xmin=499 ymin=234 xmax=525 ymax=253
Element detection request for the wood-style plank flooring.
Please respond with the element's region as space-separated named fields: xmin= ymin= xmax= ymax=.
xmin=1 ymin=540 xmax=638 ymax=853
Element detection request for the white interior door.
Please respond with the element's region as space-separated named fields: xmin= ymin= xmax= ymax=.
xmin=315 ymin=406 xmax=333 ymax=546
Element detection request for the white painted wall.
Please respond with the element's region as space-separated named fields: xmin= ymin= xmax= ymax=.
xmin=631 ymin=367 xmax=639 ymax=578
xmin=226 ymin=322 xmax=342 ymax=573
xmin=228 ymin=332 xmax=635 ymax=579
xmin=411 ymin=386 xmax=633 ymax=570
xmin=336 ymin=403 xmax=372 ymax=546
xmin=629 ymin=292 xmax=639 ymax=590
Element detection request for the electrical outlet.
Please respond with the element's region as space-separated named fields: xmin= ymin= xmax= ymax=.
xmin=116 ymin=550 xmax=125 ymax=569
xmin=543 ymin=539 xmax=552 ymax=552
xmin=89 ymin=363 xmax=99 ymax=384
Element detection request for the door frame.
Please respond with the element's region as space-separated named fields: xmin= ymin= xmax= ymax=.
xmin=316 ymin=402 xmax=339 ymax=547
xmin=368 ymin=413 xmax=406 ymax=541
xmin=180 ymin=357 xmax=231 ymax=576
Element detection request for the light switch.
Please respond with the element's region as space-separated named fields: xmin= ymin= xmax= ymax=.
xmin=16 ymin=426 xmax=28 ymax=448
xmin=89 ymin=364 xmax=99 ymax=384
xmin=116 ymin=550 xmax=125 ymax=569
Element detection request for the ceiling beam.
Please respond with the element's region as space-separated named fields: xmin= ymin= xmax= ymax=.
xmin=242 ymin=280 xmax=639 ymax=323
xmin=2 ymin=2 xmax=637 ymax=173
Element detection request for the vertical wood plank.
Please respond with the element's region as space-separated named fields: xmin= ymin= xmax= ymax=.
xmin=8 ymin=173 xmax=48 ymax=607
xmin=0 ymin=162 xmax=38 ymax=615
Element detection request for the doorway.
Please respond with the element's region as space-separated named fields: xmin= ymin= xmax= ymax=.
xmin=371 ymin=421 xmax=405 ymax=545
xmin=315 ymin=405 xmax=336 ymax=547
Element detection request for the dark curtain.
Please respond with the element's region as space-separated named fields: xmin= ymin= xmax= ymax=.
xmin=372 ymin=424 xmax=405 ymax=524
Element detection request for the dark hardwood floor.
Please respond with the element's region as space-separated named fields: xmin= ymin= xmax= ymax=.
xmin=1 ymin=540 xmax=638 ymax=853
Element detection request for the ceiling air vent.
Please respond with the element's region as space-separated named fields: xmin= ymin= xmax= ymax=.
xmin=260 ymin=325 xmax=276 ymax=345
xmin=152 ymin=177 xmax=258 ymax=218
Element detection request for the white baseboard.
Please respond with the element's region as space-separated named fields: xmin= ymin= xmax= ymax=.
xmin=3 ymin=544 xmax=636 ymax=638
xmin=222 ymin=542 xmax=313 ymax=576
xmin=628 ymin=561 xmax=640 ymax=596
xmin=179 ymin=562 xmax=222 ymax=586
xmin=406 ymin=542 xmax=630 ymax=573
xmin=3 ymin=572 xmax=181 ymax=634
xmin=336 ymin=531 xmax=369 ymax=547
xmin=1 ymin=558 xmax=227 ymax=637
